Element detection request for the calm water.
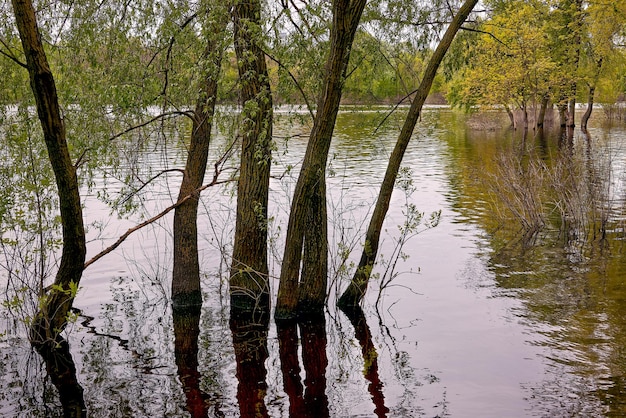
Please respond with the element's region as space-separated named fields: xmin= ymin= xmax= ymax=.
xmin=2 ymin=107 xmax=626 ymax=417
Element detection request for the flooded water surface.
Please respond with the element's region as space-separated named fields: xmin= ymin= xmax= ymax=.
xmin=2 ymin=107 xmax=626 ymax=417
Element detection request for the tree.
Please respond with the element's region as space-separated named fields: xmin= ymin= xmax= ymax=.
xmin=447 ymin=0 xmax=554 ymax=129
xmin=338 ymin=0 xmax=478 ymax=308
xmin=275 ymin=0 xmax=368 ymax=320
xmin=579 ymin=0 xmax=626 ymax=129
xmin=11 ymin=0 xmax=86 ymax=347
xmin=548 ymin=0 xmax=584 ymax=132
xmin=172 ymin=4 xmax=229 ymax=308
xmin=229 ymin=0 xmax=274 ymax=315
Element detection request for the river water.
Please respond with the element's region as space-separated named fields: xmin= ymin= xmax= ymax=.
xmin=1 ymin=106 xmax=626 ymax=417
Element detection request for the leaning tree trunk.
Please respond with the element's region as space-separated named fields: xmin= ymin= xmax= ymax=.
xmin=12 ymin=0 xmax=87 ymax=346
xmin=338 ymin=0 xmax=478 ymax=308
xmin=229 ymin=0 xmax=274 ymax=315
xmin=172 ymin=6 xmax=228 ymax=308
xmin=275 ymin=0 xmax=368 ymax=320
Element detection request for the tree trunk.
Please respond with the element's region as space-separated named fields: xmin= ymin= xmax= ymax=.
xmin=567 ymin=96 xmax=576 ymax=128
xmin=338 ymin=0 xmax=478 ymax=308
xmin=581 ymin=85 xmax=595 ymax=130
xmin=522 ymin=102 xmax=529 ymax=130
xmin=505 ymin=104 xmax=516 ymax=129
xmin=172 ymin=7 xmax=227 ymax=308
xmin=581 ymin=59 xmax=602 ymax=130
xmin=558 ymin=103 xmax=568 ymax=127
xmin=230 ymin=0 xmax=274 ymax=315
xmin=275 ymin=0 xmax=368 ymax=320
xmin=566 ymin=0 xmax=583 ymax=130
xmin=12 ymin=0 xmax=87 ymax=345
xmin=536 ymin=94 xmax=549 ymax=128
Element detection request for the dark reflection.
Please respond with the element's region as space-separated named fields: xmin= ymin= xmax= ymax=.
xmin=340 ymin=305 xmax=389 ymax=417
xmin=173 ymin=305 xmax=219 ymax=417
xmin=277 ymin=321 xmax=305 ymax=416
xmin=277 ymin=318 xmax=329 ymax=418
xmin=230 ymin=311 xmax=270 ymax=418
xmin=36 ymin=337 xmax=86 ymax=418
xmin=300 ymin=319 xmax=329 ymax=417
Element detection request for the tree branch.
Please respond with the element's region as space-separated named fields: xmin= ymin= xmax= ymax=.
xmin=107 ymin=111 xmax=192 ymax=142
xmin=460 ymin=26 xmax=508 ymax=47
xmin=0 ymin=38 xmax=27 ymax=68
xmin=83 ymin=176 xmax=235 ymax=270
xmin=374 ymin=88 xmax=419 ymax=133
xmin=264 ymin=50 xmax=316 ymax=120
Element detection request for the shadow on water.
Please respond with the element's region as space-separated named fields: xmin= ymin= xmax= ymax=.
xmin=36 ymin=338 xmax=86 ymax=418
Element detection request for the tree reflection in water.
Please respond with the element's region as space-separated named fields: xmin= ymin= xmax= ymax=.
xmin=340 ymin=305 xmax=389 ymax=417
xmin=230 ymin=312 xmax=270 ymax=418
xmin=173 ymin=304 xmax=222 ymax=417
xmin=276 ymin=318 xmax=330 ymax=418
xmin=36 ymin=337 xmax=86 ymax=418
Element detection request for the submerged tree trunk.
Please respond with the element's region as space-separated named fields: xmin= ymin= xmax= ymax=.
xmin=12 ymin=0 xmax=87 ymax=345
xmin=338 ymin=0 xmax=478 ymax=308
xmin=566 ymin=0 xmax=583 ymax=132
xmin=581 ymin=59 xmax=602 ymax=130
xmin=536 ymin=94 xmax=550 ymax=128
xmin=558 ymin=103 xmax=568 ymax=127
xmin=581 ymin=85 xmax=595 ymax=130
xmin=505 ymin=104 xmax=516 ymax=129
xmin=172 ymin=6 xmax=227 ymax=308
xmin=229 ymin=0 xmax=274 ymax=315
xmin=275 ymin=0 xmax=368 ymax=320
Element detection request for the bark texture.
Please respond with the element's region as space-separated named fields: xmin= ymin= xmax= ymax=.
xmin=230 ymin=0 xmax=274 ymax=315
xmin=338 ymin=0 xmax=479 ymax=308
xmin=172 ymin=7 xmax=228 ymax=308
xmin=12 ymin=0 xmax=87 ymax=345
xmin=275 ymin=0 xmax=367 ymax=320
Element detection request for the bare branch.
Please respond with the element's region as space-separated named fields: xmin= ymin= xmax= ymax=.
xmin=264 ymin=50 xmax=315 ymax=120
xmin=460 ymin=26 xmax=508 ymax=47
xmin=374 ymin=88 xmax=419 ymax=133
xmin=107 ymin=111 xmax=192 ymax=142
xmin=0 ymin=38 xmax=27 ymax=68
xmin=118 ymin=168 xmax=185 ymax=206
xmin=83 ymin=176 xmax=235 ymax=270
